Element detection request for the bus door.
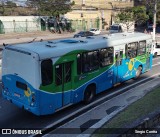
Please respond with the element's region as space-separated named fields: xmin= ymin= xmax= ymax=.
xmin=139 ymin=41 xmax=150 ymax=71
xmin=55 ymin=62 xmax=72 ymax=106
xmin=114 ymin=50 xmax=124 ymax=84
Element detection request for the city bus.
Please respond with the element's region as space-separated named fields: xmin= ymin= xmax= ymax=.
xmin=2 ymin=32 xmax=153 ymax=115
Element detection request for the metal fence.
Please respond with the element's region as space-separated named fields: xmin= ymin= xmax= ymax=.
xmin=0 ymin=18 xmax=100 ymax=34
xmin=70 ymin=18 xmax=100 ymax=31
xmin=0 ymin=20 xmax=41 ymax=34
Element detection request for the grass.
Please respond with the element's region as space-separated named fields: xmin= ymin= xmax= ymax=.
xmin=92 ymin=86 xmax=160 ymax=137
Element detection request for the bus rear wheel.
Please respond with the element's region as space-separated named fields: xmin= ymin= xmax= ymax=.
xmin=134 ymin=66 xmax=142 ymax=79
xmin=83 ymin=85 xmax=95 ymax=104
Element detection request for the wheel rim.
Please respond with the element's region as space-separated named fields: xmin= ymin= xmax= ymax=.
xmin=84 ymin=88 xmax=94 ymax=103
xmin=136 ymin=67 xmax=141 ymax=77
xmin=86 ymin=91 xmax=92 ymax=100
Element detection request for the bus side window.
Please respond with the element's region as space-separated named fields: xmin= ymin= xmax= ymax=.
xmin=119 ymin=50 xmax=123 ymax=65
xmin=147 ymin=44 xmax=152 ymax=54
xmin=41 ymin=59 xmax=53 ymax=86
xmin=77 ymin=54 xmax=82 ymax=75
xmin=64 ymin=62 xmax=72 ymax=83
xmin=55 ymin=64 xmax=63 ymax=85
xmin=120 ymin=50 xmax=123 ymax=58
xmin=82 ymin=51 xmax=99 ymax=73
xmin=127 ymin=42 xmax=138 ymax=58
xmin=138 ymin=41 xmax=146 ymax=55
xmin=100 ymin=47 xmax=113 ymax=67
xmin=125 ymin=44 xmax=128 ymax=58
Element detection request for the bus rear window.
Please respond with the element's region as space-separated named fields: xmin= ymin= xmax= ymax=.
xmin=41 ymin=59 xmax=53 ymax=86
xmin=16 ymin=81 xmax=27 ymax=90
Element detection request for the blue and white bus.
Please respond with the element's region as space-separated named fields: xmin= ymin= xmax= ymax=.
xmin=2 ymin=32 xmax=153 ymax=115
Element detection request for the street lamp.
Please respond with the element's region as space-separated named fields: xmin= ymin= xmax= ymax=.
xmin=108 ymin=2 xmax=113 ymax=26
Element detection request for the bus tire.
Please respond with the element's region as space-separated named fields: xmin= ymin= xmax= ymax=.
xmin=83 ymin=85 xmax=95 ymax=104
xmin=134 ymin=66 xmax=142 ymax=79
xmin=154 ymin=52 xmax=157 ymax=58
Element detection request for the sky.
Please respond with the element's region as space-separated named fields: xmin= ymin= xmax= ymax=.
xmin=0 ymin=0 xmax=27 ymax=6
xmin=13 ymin=0 xmax=26 ymax=6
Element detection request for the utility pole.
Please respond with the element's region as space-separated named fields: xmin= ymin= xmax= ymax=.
xmin=153 ymin=0 xmax=157 ymax=41
xmin=108 ymin=2 xmax=113 ymax=26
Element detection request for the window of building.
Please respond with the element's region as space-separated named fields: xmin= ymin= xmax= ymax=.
xmin=41 ymin=59 xmax=53 ymax=86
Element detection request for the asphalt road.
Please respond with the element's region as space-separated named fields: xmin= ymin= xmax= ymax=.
xmin=0 ymin=57 xmax=160 ymax=131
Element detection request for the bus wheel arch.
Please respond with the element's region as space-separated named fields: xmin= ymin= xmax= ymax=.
xmin=83 ymin=83 xmax=96 ymax=104
xmin=135 ymin=65 xmax=142 ymax=79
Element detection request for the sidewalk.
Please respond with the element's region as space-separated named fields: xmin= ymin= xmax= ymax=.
xmin=0 ymin=31 xmax=75 ymax=46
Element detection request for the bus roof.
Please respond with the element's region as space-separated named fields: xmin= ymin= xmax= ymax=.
xmin=6 ymin=32 xmax=152 ymax=60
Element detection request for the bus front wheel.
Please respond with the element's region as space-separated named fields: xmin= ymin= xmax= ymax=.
xmin=83 ymin=85 xmax=95 ymax=104
xmin=135 ymin=66 xmax=142 ymax=79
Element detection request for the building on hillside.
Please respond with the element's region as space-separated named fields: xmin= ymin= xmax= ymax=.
xmin=65 ymin=0 xmax=134 ymax=30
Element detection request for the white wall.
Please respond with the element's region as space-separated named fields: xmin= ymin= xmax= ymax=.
xmin=0 ymin=16 xmax=41 ymax=33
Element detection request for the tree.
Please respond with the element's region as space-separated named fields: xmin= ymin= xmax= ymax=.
xmin=115 ymin=6 xmax=149 ymax=31
xmin=0 ymin=1 xmax=17 ymax=15
xmin=26 ymin=0 xmax=74 ymax=33
xmin=0 ymin=1 xmax=5 ymax=15
xmin=135 ymin=0 xmax=160 ymax=25
xmin=5 ymin=1 xmax=17 ymax=7
xmin=26 ymin=0 xmax=74 ymax=16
